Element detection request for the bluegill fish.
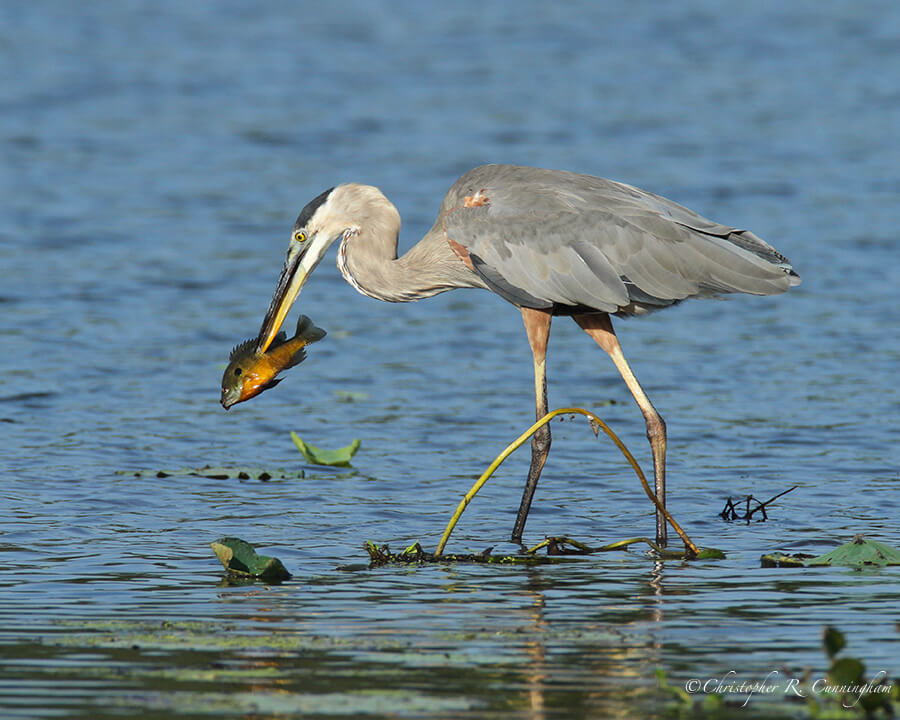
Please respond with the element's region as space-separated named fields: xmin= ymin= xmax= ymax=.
xmin=221 ymin=315 xmax=326 ymax=409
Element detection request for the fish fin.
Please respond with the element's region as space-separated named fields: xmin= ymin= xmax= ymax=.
xmin=257 ymin=377 xmax=283 ymax=395
xmin=268 ymin=330 xmax=289 ymax=350
xmin=295 ymin=315 xmax=327 ymax=344
xmin=283 ymin=347 xmax=308 ymax=370
xmin=228 ymin=337 xmax=257 ymax=361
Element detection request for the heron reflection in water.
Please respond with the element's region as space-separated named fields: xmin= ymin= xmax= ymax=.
xmin=255 ymin=164 xmax=800 ymax=547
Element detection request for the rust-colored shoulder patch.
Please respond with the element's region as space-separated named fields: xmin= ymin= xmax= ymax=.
xmin=446 ymin=237 xmax=475 ymax=270
xmin=442 ymin=189 xmax=489 ymax=270
xmin=462 ymin=189 xmax=490 ymax=208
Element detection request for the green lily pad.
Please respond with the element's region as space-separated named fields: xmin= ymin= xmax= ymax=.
xmin=291 ymin=432 xmax=361 ymax=467
xmin=761 ymin=535 xmax=900 ymax=569
xmin=806 ymin=535 xmax=900 ymax=567
xmin=119 ymin=466 xmax=304 ymax=481
xmin=210 ymin=537 xmax=292 ymax=582
xmin=694 ymin=547 xmax=727 ymax=560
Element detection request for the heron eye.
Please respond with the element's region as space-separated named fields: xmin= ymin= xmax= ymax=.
xmin=295 ymin=231 xmax=306 ymax=243
xmin=234 ymin=367 xmax=242 ymax=376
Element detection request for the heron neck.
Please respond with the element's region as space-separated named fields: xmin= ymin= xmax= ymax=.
xmin=338 ymin=223 xmax=482 ymax=302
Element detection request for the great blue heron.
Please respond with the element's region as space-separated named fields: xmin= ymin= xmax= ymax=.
xmin=256 ymin=164 xmax=800 ymax=547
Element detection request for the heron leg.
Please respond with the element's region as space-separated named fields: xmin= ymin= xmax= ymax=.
xmin=574 ymin=313 xmax=668 ymax=547
xmin=511 ymin=307 xmax=553 ymax=545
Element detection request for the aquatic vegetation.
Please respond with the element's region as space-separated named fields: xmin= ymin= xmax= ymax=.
xmin=359 ymin=408 xmax=728 ymax=564
xmin=120 ymin=466 xmax=305 ymax=480
xmin=210 ymin=537 xmax=292 ymax=582
xmin=657 ymin=626 xmax=897 ymax=718
xmin=806 ymin=536 xmax=900 ymax=568
xmin=364 ymin=537 xmax=726 ymax=567
xmin=363 ymin=541 xmax=575 ymax=566
xmin=434 ymin=407 xmax=702 ymax=558
xmin=791 ymin=627 xmax=897 ymax=717
xmin=720 ymin=485 xmax=797 ymax=522
xmin=761 ymin=535 xmax=900 ymax=569
xmin=290 ymin=432 xmax=361 ymax=467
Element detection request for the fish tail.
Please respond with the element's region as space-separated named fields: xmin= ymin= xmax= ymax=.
xmin=295 ymin=315 xmax=327 ymax=344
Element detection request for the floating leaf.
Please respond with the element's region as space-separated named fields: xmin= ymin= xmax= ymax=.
xmin=291 ymin=432 xmax=360 ymax=467
xmin=694 ymin=548 xmax=727 ymax=560
xmin=210 ymin=537 xmax=291 ymax=582
xmin=761 ymin=535 xmax=900 ymax=569
xmin=806 ymin=535 xmax=900 ymax=568
xmin=120 ymin=466 xmax=304 ymax=481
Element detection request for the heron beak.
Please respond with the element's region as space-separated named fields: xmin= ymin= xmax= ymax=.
xmin=256 ymin=233 xmax=331 ymax=353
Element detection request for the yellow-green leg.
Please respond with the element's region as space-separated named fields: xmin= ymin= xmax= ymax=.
xmin=574 ymin=313 xmax=668 ymax=547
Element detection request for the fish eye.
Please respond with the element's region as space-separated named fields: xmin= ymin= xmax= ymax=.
xmin=234 ymin=367 xmax=242 ymax=376
xmin=294 ymin=231 xmax=306 ymax=243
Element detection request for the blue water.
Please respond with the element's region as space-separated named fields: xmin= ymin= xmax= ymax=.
xmin=1 ymin=1 xmax=898 ymax=718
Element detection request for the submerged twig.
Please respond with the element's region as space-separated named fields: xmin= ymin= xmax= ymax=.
xmin=527 ymin=536 xmax=723 ymax=560
xmin=720 ymin=485 xmax=797 ymax=523
xmin=434 ymin=407 xmax=700 ymax=558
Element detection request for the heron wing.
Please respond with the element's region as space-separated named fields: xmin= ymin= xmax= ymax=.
xmin=443 ymin=164 xmax=798 ymax=313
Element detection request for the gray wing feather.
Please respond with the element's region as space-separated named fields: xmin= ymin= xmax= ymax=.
xmin=458 ymin=209 xmax=627 ymax=311
xmin=443 ymin=165 xmax=798 ymax=313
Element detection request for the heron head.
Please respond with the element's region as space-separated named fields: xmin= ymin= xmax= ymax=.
xmin=255 ymin=186 xmax=340 ymax=353
xmin=256 ymin=183 xmax=397 ymax=352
